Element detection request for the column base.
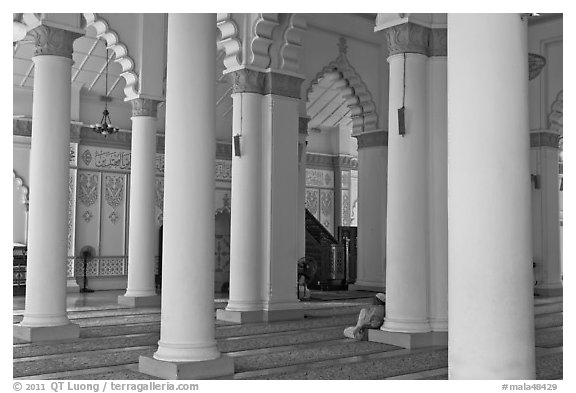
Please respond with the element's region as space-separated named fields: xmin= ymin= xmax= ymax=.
xmin=347 ymin=283 xmax=385 ymax=292
xmin=14 ymin=323 xmax=80 ymax=343
xmin=118 ymin=294 xmax=161 ymax=308
xmin=534 ymin=286 xmax=563 ymax=297
xmin=139 ymin=354 xmax=234 ymax=380
xmin=216 ymin=308 xmax=305 ymax=324
xmin=67 ymin=278 xmax=80 ymax=293
xmin=368 ymin=329 xmax=448 ymax=350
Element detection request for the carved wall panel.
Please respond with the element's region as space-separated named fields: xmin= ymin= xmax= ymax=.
xmin=75 ymin=170 xmax=101 ymax=258
xmin=100 ymin=173 xmax=127 ymax=256
xmin=305 ymin=188 xmax=320 ymax=218
xmin=320 ymin=189 xmax=334 ymax=235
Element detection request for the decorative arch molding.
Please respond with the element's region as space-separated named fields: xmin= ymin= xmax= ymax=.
xmin=217 ymin=13 xmax=306 ymax=75
xmin=13 ymin=170 xmax=29 ymax=209
xmin=82 ymin=13 xmax=139 ymax=100
xmin=306 ymin=38 xmax=378 ymax=133
xmin=548 ymin=90 xmax=563 ymax=134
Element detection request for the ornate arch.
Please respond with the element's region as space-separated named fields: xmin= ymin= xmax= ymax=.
xmin=548 ymin=90 xmax=563 ymax=134
xmin=306 ymin=38 xmax=378 ymax=133
xmin=217 ymin=13 xmax=306 ymax=75
xmin=83 ymin=13 xmax=139 ymax=100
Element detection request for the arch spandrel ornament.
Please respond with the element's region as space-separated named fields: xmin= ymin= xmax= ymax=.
xmin=82 ymin=13 xmax=139 ymax=101
xmin=548 ymin=90 xmax=563 ymax=134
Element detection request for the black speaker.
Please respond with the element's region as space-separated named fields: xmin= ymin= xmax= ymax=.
xmin=233 ymin=134 xmax=241 ymax=157
xmin=398 ymin=107 xmax=406 ymax=136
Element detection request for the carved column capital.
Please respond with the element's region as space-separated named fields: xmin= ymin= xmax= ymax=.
xmin=130 ymin=98 xmax=161 ymax=117
xmin=383 ymin=22 xmax=430 ymax=57
xmin=429 ymin=28 xmax=447 ymax=57
xmin=264 ymin=72 xmax=304 ymax=99
xmin=354 ymin=130 xmax=388 ymax=149
xmin=228 ymin=68 xmax=267 ymax=94
xmin=29 ymin=25 xmax=81 ymax=59
xmin=530 ymin=130 xmax=562 ymax=149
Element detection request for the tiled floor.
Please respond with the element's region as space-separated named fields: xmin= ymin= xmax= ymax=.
xmin=12 ymin=290 xmax=563 ymax=380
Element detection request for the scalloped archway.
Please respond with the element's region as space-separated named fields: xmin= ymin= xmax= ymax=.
xmin=306 ymin=38 xmax=378 ymax=134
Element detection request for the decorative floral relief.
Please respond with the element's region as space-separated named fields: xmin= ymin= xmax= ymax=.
xmin=67 ymin=175 xmax=75 ymax=252
xmin=306 ymin=169 xmax=334 ymax=188
xmin=342 ymin=190 xmax=350 ymax=226
xmin=305 ymin=188 xmax=319 ymax=216
xmin=105 ymin=175 xmax=124 ymax=209
xmin=78 ymin=173 xmax=99 ymax=207
xmin=155 ymin=178 xmax=164 ymax=210
xmin=82 ymin=210 xmax=93 ymax=223
xmin=320 ymin=189 xmax=333 ymax=216
xmin=341 ymin=171 xmax=350 ymax=189
xmin=81 ymin=149 xmax=93 ymax=166
xmin=108 ymin=211 xmax=120 ymax=225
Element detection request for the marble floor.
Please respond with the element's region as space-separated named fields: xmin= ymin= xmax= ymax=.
xmin=12 ymin=290 xmax=563 ymax=380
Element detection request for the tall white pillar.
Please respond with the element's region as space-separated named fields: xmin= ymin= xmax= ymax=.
xmin=383 ymin=50 xmax=430 ymax=333
xmin=139 ymin=13 xmax=234 ymax=380
xmin=297 ymin=118 xmax=309 ymax=260
xmin=261 ymin=83 xmax=303 ymax=315
xmin=224 ymin=83 xmax=266 ymax=316
xmin=531 ymin=130 xmax=563 ymax=297
xmin=119 ymin=99 xmax=161 ymax=307
xmin=448 ymin=13 xmax=535 ymax=379
xmin=14 ymin=26 xmax=81 ymax=342
xmin=217 ymin=70 xmax=304 ymax=323
xmin=349 ymin=130 xmax=388 ymax=292
xmin=427 ymin=30 xmax=448 ymax=331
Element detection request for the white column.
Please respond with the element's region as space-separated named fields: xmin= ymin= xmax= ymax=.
xmin=383 ymin=51 xmax=430 ymax=333
xmin=448 ymin=13 xmax=535 ymax=379
xmin=531 ymin=130 xmax=563 ymax=297
xmin=350 ymin=130 xmax=387 ymax=291
xmin=261 ymin=90 xmax=302 ymax=315
xmin=225 ymin=89 xmax=266 ymax=313
xmin=119 ymin=99 xmax=161 ymax=307
xmin=14 ymin=26 xmax=80 ymax=342
xmin=297 ymin=120 xmax=309 ymax=260
xmin=217 ymin=71 xmax=304 ymax=323
xmin=427 ymin=42 xmax=448 ymax=331
xmin=139 ymin=13 xmax=233 ymax=379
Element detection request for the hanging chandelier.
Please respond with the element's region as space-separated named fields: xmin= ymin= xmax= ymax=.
xmin=90 ymin=45 xmax=119 ymax=136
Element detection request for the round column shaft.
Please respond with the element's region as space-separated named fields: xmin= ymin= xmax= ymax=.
xmin=122 ymin=102 xmax=159 ymax=301
xmin=154 ymin=13 xmax=220 ymax=362
xmin=353 ymin=130 xmax=387 ymax=290
xmin=448 ymin=13 xmax=535 ymax=379
xmin=19 ymin=27 xmax=79 ymax=333
xmin=383 ymin=52 xmax=431 ymax=333
xmin=427 ymin=55 xmax=448 ymax=331
xmin=226 ymin=91 xmax=266 ymax=312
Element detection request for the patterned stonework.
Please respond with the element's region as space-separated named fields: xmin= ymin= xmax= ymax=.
xmin=78 ymin=173 xmax=99 ymax=207
xmin=355 ymin=130 xmax=388 ymax=149
xmin=216 ymin=159 xmax=232 ymax=181
xmin=384 ymin=22 xmax=429 ymax=56
xmin=530 ymin=131 xmax=562 ymax=149
xmin=548 ymin=90 xmax=563 ymax=133
xmin=155 ymin=178 xmax=164 ymax=224
xmin=68 ymin=174 xmax=75 ymax=253
xmin=29 ymin=25 xmax=81 ymax=59
xmin=69 ymin=144 xmax=78 ymax=166
xmin=305 ymin=189 xmax=319 ymax=216
xmin=342 ymin=190 xmax=351 ymax=226
xmin=81 ymin=149 xmax=93 ymax=166
xmin=131 ymin=98 xmax=161 ymax=117
xmin=306 ymin=169 xmax=334 ymax=188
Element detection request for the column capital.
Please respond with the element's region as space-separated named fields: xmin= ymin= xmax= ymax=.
xmin=29 ymin=25 xmax=82 ymax=59
xmin=530 ymin=130 xmax=562 ymax=148
xmin=130 ymin=98 xmax=161 ymax=118
xmin=383 ymin=22 xmax=429 ymax=57
xmin=228 ymin=68 xmax=267 ymax=94
xmin=354 ymin=130 xmax=388 ymax=149
xmin=429 ymin=28 xmax=447 ymax=57
xmin=228 ymin=68 xmax=303 ymax=99
xmin=264 ymin=72 xmax=304 ymax=99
